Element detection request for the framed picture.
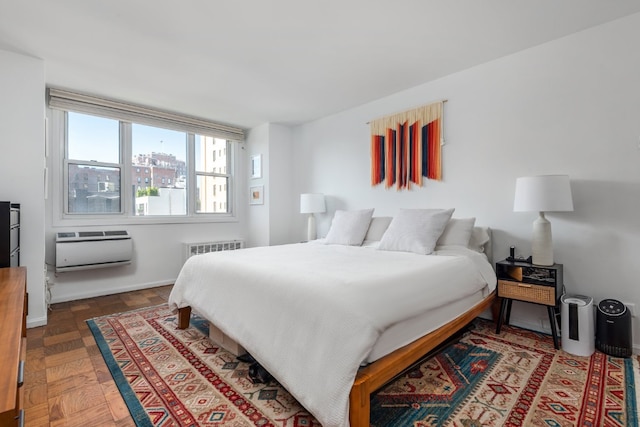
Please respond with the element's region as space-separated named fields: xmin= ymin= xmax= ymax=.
xmin=250 ymin=185 xmax=264 ymax=205
xmin=250 ymin=154 xmax=262 ymax=179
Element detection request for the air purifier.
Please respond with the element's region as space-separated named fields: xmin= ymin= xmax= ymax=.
xmin=560 ymin=294 xmax=595 ymax=357
xmin=596 ymin=299 xmax=632 ymax=358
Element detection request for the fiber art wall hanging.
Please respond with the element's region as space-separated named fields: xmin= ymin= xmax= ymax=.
xmin=370 ymin=101 xmax=444 ymax=190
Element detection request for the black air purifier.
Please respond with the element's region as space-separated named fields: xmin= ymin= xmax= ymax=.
xmin=596 ymin=299 xmax=632 ymax=358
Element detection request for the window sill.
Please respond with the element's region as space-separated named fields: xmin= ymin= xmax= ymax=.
xmin=52 ymin=213 xmax=239 ymax=228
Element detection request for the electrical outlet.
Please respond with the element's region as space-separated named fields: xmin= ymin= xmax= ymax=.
xmin=623 ymin=302 xmax=636 ymax=317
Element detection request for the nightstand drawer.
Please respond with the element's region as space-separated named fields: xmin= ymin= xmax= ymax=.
xmin=498 ymin=280 xmax=555 ymax=305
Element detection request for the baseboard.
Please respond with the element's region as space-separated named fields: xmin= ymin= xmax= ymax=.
xmin=27 ymin=315 xmax=48 ymax=329
xmin=508 ymin=318 xmax=551 ymax=335
xmin=481 ymin=314 xmax=640 ymax=355
xmin=50 ymin=279 xmax=175 ymax=304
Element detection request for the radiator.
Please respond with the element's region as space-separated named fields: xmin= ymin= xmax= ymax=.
xmin=183 ymin=240 xmax=244 ymax=263
xmin=55 ymin=230 xmax=133 ymax=272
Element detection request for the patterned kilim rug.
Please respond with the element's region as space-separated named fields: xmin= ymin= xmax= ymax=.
xmin=87 ymin=304 xmax=640 ymax=427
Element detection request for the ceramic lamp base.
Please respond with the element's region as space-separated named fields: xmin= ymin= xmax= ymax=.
xmin=307 ymin=214 xmax=317 ymax=241
xmin=532 ymin=212 xmax=553 ymax=266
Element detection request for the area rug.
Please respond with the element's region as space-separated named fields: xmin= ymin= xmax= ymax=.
xmin=87 ymin=304 xmax=640 ymax=427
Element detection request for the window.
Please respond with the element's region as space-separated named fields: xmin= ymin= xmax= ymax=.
xmin=194 ymin=136 xmax=231 ymax=213
xmin=66 ymin=112 xmax=122 ymax=214
xmin=49 ymin=88 xmax=244 ymax=222
xmin=131 ymin=123 xmax=187 ymax=216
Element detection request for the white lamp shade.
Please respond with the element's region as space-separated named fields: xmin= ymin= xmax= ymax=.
xmin=513 ymin=175 xmax=574 ymax=212
xmin=514 ymin=175 xmax=573 ymax=266
xmin=300 ymin=193 xmax=326 ymax=214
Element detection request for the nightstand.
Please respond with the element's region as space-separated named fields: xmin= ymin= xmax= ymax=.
xmin=495 ymin=259 xmax=563 ymax=349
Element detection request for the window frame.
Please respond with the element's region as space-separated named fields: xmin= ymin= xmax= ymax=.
xmin=193 ymin=134 xmax=233 ymax=214
xmin=63 ymin=115 xmax=126 ymax=216
xmin=49 ymin=108 xmax=240 ymax=227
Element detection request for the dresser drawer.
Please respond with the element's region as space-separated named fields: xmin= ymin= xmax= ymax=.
xmin=498 ymin=280 xmax=556 ymax=306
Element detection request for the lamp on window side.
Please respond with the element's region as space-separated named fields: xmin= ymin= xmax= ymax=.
xmin=300 ymin=193 xmax=326 ymax=241
xmin=513 ymin=175 xmax=573 ymax=266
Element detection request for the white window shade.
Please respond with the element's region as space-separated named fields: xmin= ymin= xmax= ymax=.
xmin=48 ymin=88 xmax=245 ymax=142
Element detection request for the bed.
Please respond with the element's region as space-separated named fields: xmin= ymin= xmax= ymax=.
xmin=169 ymin=210 xmax=497 ymax=427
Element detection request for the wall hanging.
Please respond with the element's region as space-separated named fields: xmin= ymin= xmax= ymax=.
xmin=370 ymin=100 xmax=445 ymax=190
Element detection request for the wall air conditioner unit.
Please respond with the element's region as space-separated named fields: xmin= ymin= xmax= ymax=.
xmin=56 ymin=230 xmax=133 ymax=272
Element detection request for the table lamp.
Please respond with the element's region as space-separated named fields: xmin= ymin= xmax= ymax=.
xmin=300 ymin=193 xmax=325 ymax=241
xmin=513 ymin=175 xmax=573 ymax=266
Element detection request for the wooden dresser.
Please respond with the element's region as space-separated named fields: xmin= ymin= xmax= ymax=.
xmin=0 ymin=267 xmax=26 ymax=427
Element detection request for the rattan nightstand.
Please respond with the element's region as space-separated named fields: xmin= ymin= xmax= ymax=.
xmin=495 ymin=259 xmax=563 ymax=349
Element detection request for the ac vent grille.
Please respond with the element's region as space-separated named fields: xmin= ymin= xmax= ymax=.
xmin=78 ymin=231 xmax=104 ymax=238
xmin=56 ymin=230 xmax=130 ymax=242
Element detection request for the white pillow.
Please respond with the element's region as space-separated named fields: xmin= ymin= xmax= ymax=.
xmin=324 ymin=209 xmax=374 ymax=246
xmin=378 ymin=208 xmax=455 ymax=255
xmin=468 ymin=227 xmax=490 ymax=253
xmin=437 ymin=217 xmax=476 ymax=247
xmin=364 ymin=216 xmax=393 ymax=242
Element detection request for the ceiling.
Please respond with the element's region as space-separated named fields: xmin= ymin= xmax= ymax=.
xmin=1 ymin=1 xmax=640 ymax=129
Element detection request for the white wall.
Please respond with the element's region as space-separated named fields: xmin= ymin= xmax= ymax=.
xmin=0 ymin=49 xmax=47 ymax=327
xmin=290 ymin=13 xmax=640 ymax=350
xmin=246 ymin=123 xmax=295 ymax=247
xmin=266 ymin=124 xmax=294 ymax=245
xmin=246 ymin=124 xmax=270 ymax=247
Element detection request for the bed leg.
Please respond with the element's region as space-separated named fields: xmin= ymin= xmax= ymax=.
xmin=349 ymin=376 xmax=371 ymax=427
xmin=177 ymin=306 xmax=191 ymax=329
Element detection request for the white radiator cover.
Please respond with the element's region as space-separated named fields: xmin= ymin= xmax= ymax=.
xmin=55 ymin=230 xmax=133 ymax=272
xmin=183 ymin=240 xmax=244 ymax=264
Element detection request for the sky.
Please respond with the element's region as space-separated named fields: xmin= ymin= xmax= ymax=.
xmin=67 ymin=111 xmax=187 ymax=163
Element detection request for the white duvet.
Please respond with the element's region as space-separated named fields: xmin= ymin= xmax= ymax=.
xmin=168 ymin=243 xmax=496 ymax=427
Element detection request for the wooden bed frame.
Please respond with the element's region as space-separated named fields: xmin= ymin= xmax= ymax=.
xmin=176 ymin=290 xmax=495 ymax=427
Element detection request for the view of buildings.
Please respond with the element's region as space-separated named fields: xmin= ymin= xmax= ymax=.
xmin=68 ymin=136 xmax=229 ymax=215
xmin=132 ymin=152 xmax=186 ymax=192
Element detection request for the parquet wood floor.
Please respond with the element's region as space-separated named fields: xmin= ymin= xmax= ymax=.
xmin=24 ymin=285 xmax=173 ymax=427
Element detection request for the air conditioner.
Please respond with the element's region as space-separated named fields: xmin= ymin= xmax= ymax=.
xmin=55 ymin=230 xmax=133 ymax=272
